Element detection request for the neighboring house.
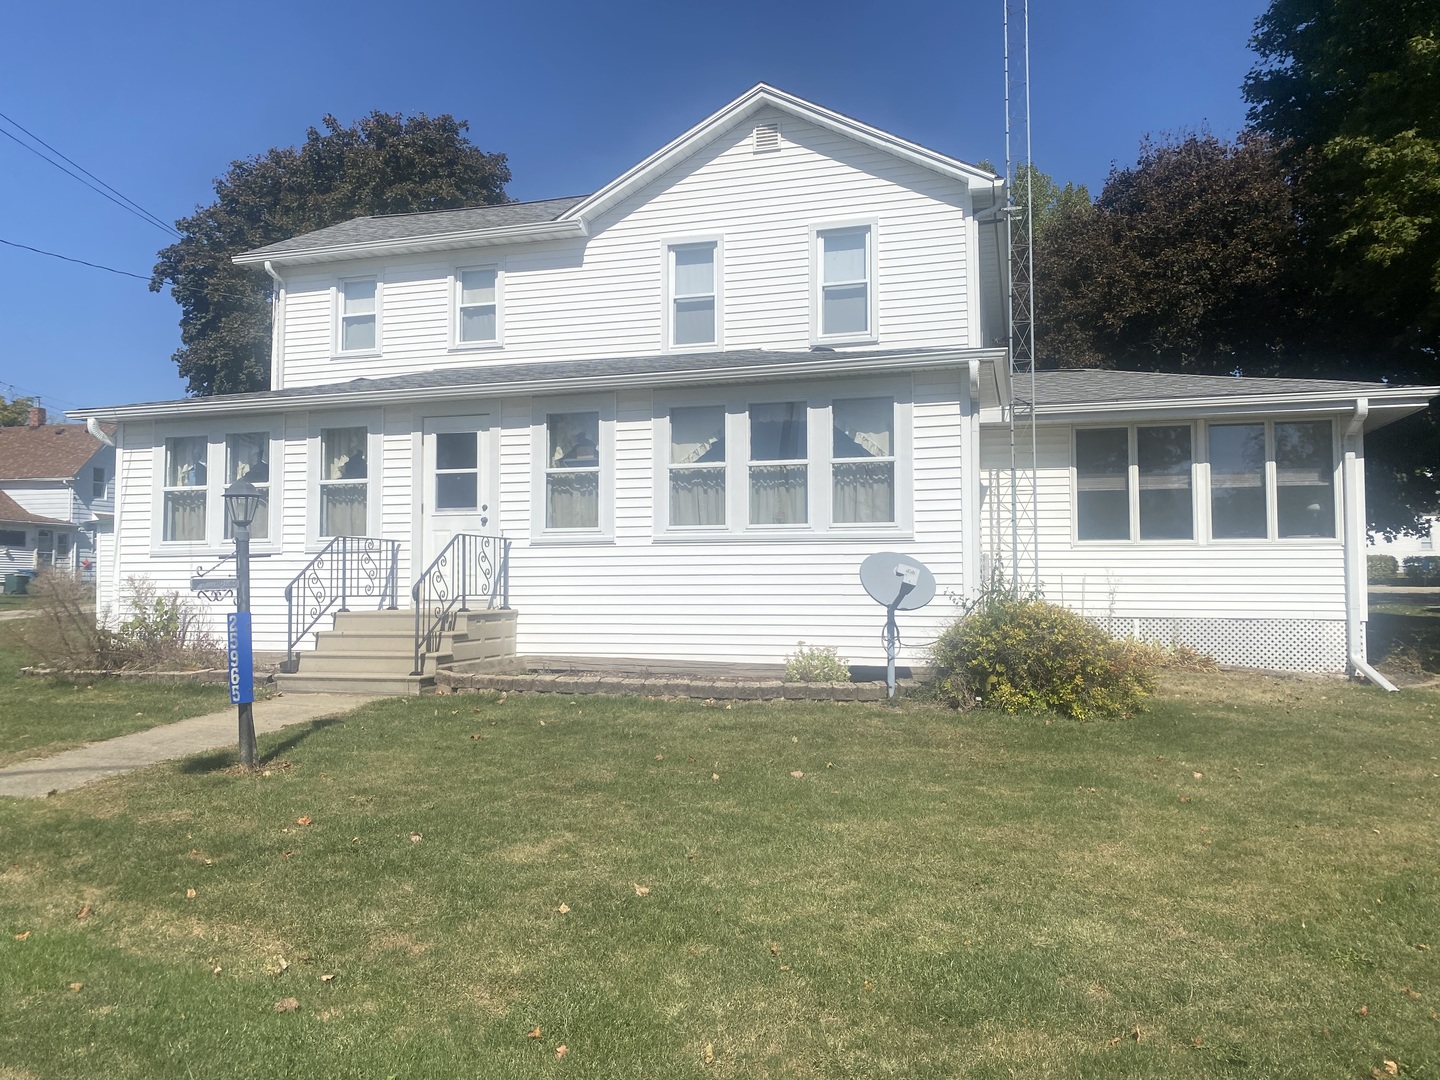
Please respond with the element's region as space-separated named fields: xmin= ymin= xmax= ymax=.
xmin=72 ymin=85 xmax=1437 ymax=679
xmin=0 ymin=408 xmax=114 ymax=580
xmin=1369 ymin=517 xmax=1440 ymax=570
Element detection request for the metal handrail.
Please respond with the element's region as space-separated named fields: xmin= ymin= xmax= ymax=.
xmin=412 ymin=533 xmax=510 ymax=676
xmin=283 ymin=536 xmax=401 ymax=671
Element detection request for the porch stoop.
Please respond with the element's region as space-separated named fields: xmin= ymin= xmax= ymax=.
xmin=274 ymin=608 xmax=518 ymax=696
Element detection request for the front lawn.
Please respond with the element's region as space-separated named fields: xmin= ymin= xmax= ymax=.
xmin=1 ymin=674 xmax=1437 ymax=1078
xmin=0 ymin=624 xmax=232 ymax=767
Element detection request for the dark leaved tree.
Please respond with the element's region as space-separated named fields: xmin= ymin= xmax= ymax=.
xmin=152 ymin=112 xmax=511 ymax=396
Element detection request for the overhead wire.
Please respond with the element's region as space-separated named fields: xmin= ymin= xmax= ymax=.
xmin=0 ymin=111 xmax=181 ymax=238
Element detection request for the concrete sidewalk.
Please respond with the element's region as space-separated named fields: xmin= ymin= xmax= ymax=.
xmin=0 ymin=694 xmax=376 ymax=799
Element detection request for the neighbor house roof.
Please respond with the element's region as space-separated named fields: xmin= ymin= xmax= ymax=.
xmin=0 ymin=424 xmax=107 ymax=481
xmin=0 ymin=490 xmax=68 ymax=526
xmin=235 ymin=84 xmax=1001 ymax=267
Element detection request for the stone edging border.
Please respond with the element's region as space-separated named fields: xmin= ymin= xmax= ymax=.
xmin=436 ymin=668 xmax=894 ymax=702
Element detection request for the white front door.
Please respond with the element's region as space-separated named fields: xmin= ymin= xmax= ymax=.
xmin=420 ymin=415 xmax=496 ymax=573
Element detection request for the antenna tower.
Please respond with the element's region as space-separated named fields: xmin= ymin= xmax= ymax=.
xmin=1004 ymin=0 xmax=1039 ymax=592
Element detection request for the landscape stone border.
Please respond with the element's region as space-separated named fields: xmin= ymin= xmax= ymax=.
xmin=435 ymin=667 xmax=894 ymax=702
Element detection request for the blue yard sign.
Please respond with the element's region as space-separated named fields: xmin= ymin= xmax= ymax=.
xmin=226 ymin=612 xmax=254 ymax=705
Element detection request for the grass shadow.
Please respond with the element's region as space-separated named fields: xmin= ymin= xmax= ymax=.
xmin=176 ymin=717 xmax=348 ymax=775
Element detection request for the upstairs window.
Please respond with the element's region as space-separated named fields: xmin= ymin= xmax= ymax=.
xmin=225 ymin=433 xmax=270 ymax=540
xmin=91 ymin=467 xmax=106 ymax=500
xmin=457 ymin=268 xmax=498 ymax=345
xmin=669 ymin=243 xmax=718 ymax=348
xmin=817 ymin=226 xmax=872 ymax=340
xmin=162 ymin=436 xmax=208 ymax=542
xmin=339 ymin=278 xmax=377 ymax=353
xmin=319 ymin=427 xmax=368 ymax=537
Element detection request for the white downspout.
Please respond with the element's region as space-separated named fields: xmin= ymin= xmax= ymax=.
xmin=963 ymin=360 xmax=983 ymax=601
xmin=1342 ymin=398 xmax=1396 ymax=691
xmin=264 ymin=260 xmax=286 ymax=391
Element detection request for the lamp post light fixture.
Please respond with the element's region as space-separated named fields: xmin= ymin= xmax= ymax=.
xmin=223 ymin=479 xmax=261 ymax=768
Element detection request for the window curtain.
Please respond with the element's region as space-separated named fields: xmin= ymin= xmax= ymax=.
xmin=670 ymin=406 xmax=725 ymax=526
xmin=832 ymin=398 xmax=893 ymax=523
xmin=749 ymin=403 xmax=807 ymax=524
xmin=163 ymin=491 xmax=206 ymax=542
xmin=749 ymin=465 xmax=806 ymax=525
xmin=226 ymin=433 xmax=269 ymax=540
xmin=320 ymin=483 xmax=367 ymax=537
xmin=546 ymin=473 xmax=599 ymax=529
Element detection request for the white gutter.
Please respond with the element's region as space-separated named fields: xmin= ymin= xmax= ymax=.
xmin=264 ymin=261 xmax=286 ymax=391
xmin=963 ymin=360 xmax=983 ymax=601
xmin=70 ymin=348 xmax=1008 ymax=423
xmin=1342 ymin=397 xmax=1397 ymax=691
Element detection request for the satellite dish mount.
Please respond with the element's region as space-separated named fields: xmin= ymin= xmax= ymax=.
xmin=858 ymin=552 xmax=937 ymax=698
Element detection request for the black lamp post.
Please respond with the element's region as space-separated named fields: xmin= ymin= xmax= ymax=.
xmin=223 ymin=479 xmax=261 ymax=768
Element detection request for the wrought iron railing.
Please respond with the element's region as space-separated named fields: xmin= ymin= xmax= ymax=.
xmin=412 ymin=533 xmax=510 ymax=676
xmin=283 ymin=536 xmax=401 ymax=671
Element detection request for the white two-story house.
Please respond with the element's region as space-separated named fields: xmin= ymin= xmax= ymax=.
xmin=74 ymin=85 xmax=1437 ymax=684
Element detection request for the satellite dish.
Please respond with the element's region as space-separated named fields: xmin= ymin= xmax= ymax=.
xmin=859 ymin=551 xmax=936 ymax=611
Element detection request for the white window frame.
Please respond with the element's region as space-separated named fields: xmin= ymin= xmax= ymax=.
xmin=334 ymin=275 xmax=381 ymax=357
xmin=529 ymin=395 xmax=615 ymax=543
xmin=652 ymin=377 xmax=912 ymax=540
xmin=1203 ymin=418 xmax=1340 ymax=544
xmin=451 ymin=263 xmax=504 ymax=350
xmin=663 ymin=237 xmax=723 ymax=351
xmin=305 ymin=412 xmax=382 ymax=550
xmin=1070 ymin=418 xmax=1341 ymax=546
xmin=150 ymin=422 xmax=283 ymax=555
xmin=811 ymin=221 xmax=878 ymax=346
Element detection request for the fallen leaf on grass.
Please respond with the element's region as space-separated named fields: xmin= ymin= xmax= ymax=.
xmin=655 ymin=753 xmax=664 ymax=761
xmin=470 ymin=734 xmax=486 ymax=741
xmin=273 ymin=997 xmax=299 ymax=1013
xmin=185 ymin=888 xmax=196 ymax=899
xmin=1384 ymin=1061 xmax=1400 ymax=1076
xmin=1178 ymin=796 xmax=1192 ymax=803
xmin=526 ymin=1026 xmax=543 ymax=1039
xmin=558 ymin=903 xmax=571 ymax=914
xmin=269 ymin=957 xmax=289 ymax=976
xmin=779 ymin=965 xmax=791 ymax=971
xmin=76 ymin=905 xmax=92 ymax=920
xmin=319 ymin=973 xmax=336 ymax=983
xmin=1191 ymin=1036 xmax=1204 ymax=1048
xmin=1193 ymin=772 xmax=1203 ymax=780
xmin=1107 ymin=1037 xmax=1120 ymax=1048
xmin=789 ymin=770 xmax=804 ymax=780
xmin=69 ymin=982 xmax=83 ymax=992
xmin=1402 ymin=987 xmax=1422 ymax=1000
xmin=1358 ymin=1004 xmax=1370 ymax=1017
xmin=13 ymin=931 xmax=30 ymax=941
xmin=409 ymin=833 xmax=423 ymax=844
xmin=295 ymin=816 xmax=313 ymax=827
xmin=633 ymin=884 xmax=650 ymax=897
xmin=702 ymin=1043 xmax=714 ymax=1065
xmin=711 ymin=773 xmax=720 ymax=783
xmin=555 ymin=1045 xmax=568 ymax=1060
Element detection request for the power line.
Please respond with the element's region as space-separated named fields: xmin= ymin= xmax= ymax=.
xmin=0 ymin=112 xmax=181 ymax=239
xmin=0 ymin=236 xmax=150 ymax=280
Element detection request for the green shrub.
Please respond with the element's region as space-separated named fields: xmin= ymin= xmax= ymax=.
xmin=1368 ymin=554 xmax=1400 ymax=583
xmin=783 ymin=642 xmax=851 ymax=683
xmin=928 ymin=599 xmax=1158 ymax=720
xmin=1402 ymin=555 xmax=1440 ymax=585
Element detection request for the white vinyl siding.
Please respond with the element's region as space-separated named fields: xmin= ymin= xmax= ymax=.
xmin=275 ymin=107 xmax=970 ymax=387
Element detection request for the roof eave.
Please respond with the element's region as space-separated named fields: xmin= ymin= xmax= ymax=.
xmin=233 ymin=219 xmax=588 ymax=267
xmin=980 ymin=386 xmax=1440 ymax=426
xmin=69 ymin=348 xmax=1008 ymax=423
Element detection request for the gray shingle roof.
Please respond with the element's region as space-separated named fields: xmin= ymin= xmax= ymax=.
xmin=242 ymin=196 xmax=589 ymax=259
xmin=1029 ymin=368 xmax=1385 ymax=407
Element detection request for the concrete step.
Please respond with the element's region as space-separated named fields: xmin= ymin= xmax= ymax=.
xmin=288 ymin=650 xmax=453 ymax=676
xmin=330 ymin=608 xmax=416 ymax=632
xmin=314 ymin=628 xmax=460 ymax=654
xmin=274 ymin=671 xmax=433 ymax=696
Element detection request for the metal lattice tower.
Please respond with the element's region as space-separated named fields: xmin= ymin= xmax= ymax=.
xmin=1004 ymin=0 xmax=1040 ymax=592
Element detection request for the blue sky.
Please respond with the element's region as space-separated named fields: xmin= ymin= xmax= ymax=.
xmin=0 ymin=0 xmax=1267 ymax=415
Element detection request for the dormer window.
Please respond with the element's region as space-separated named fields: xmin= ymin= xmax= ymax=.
xmin=338 ymin=278 xmax=378 ymax=353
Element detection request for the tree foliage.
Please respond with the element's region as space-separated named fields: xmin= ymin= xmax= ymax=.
xmin=0 ymin=395 xmax=38 ymax=426
xmin=152 ymin=112 xmax=512 ymax=396
xmin=1034 ymin=132 xmax=1314 ymax=375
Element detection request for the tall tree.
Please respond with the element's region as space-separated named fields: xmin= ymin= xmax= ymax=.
xmin=1034 ymin=131 xmax=1313 ymax=375
xmin=0 ymin=396 xmax=38 ymax=426
xmin=153 ymin=112 xmax=511 ymax=396
xmin=1245 ymin=0 xmax=1440 ymax=532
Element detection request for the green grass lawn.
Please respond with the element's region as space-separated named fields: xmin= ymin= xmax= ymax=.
xmin=0 ymin=592 xmax=36 ymax=612
xmin=0 ymin=624 xmax=232 ymax=768
xmin=1 ymin=674 xmax=1437 ymax=1078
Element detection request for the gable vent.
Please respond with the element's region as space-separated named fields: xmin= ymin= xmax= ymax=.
xmin=752 ymin=122 xmax=781 ymax=154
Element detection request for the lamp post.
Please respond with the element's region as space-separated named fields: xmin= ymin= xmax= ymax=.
xmin=223 ymin=479 xmax=262 ymax=768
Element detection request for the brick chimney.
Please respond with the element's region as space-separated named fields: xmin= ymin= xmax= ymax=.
xmin=26 ymin=406 xmax=46 ymax=429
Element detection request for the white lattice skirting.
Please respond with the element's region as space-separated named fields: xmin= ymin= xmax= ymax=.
xmin=1087 ymin=616 xmax=1350 ymax=674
